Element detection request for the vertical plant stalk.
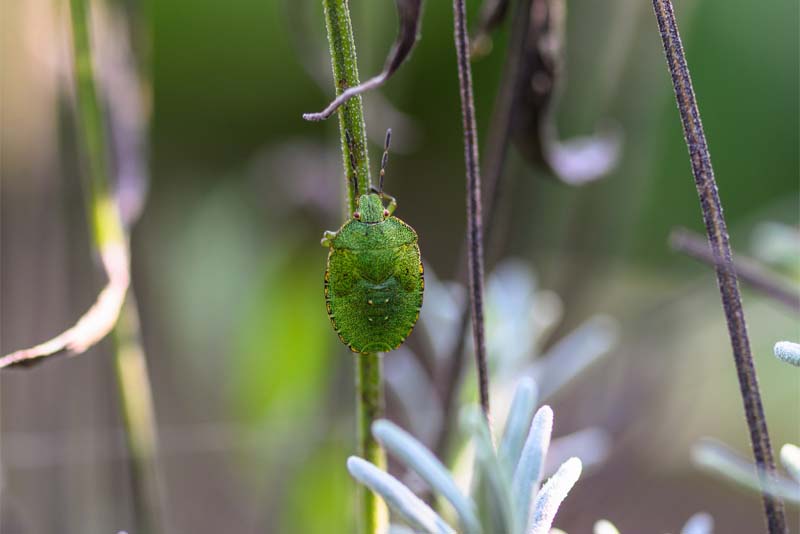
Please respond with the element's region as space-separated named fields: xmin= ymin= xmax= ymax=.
xmin=323 ymin=0 xmax=371 ymax=207
xmin=69 ymin=0 xmax=166 ymax=532
xmin=320 ymin=0 xmax=388 ymax=532
xmin=650 ymin=1 xmax=787 ymax=532
xmin=114 ymin=296 xmax=167 ymax=533
xmin=452 ymin=0 xmax=491 ymax=418
xmin=70 ymin=0 xmax=123 ymax=249
xmin=356 ymin=352 xmax=386 ymax=531
xmin=434 ymin=0 xmax=530 ymax=460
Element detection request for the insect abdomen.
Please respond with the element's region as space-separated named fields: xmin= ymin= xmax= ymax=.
xmin=326 ymin=241 xmax=423 ymax=354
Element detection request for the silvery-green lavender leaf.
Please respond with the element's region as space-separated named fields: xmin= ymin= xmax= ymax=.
xmin=544 ymin=426 xmax=611 ymax=477
xmin=781 ymin=444 xmax=800 ymax=483
xmin=418 ymin=266 xmax=466 ymax=359
xmin=529 ymin=316 xmax=618 ymax=400
xmin=303 ymin=0 xmax=423 ymax=121
xmin=680 ymin=512 xmax=713 ymax=534
xmin=751 ymin=222 xmax=800 ymax=273
xmin=593 ymin=520 xmax=621 ymax=534
xmin=487 ymin=260 xmax=562 ymax=374
xmin=347 ymin=456 xmax=455 ymax=534
xmin=389 ymin=525 xmax=419 ymax=534
xmin=372 ymin=420 xmax=481 ymax=534
xmin=692 ymin=440 xmax=800 ymax=503
xmin=462 ymin=408 xmax=515 ymax=534
xmin=499 ymin=377 xmax=538 ymax=475
xmin=774 ymin=341 xmax=800 ymax=367
xmin=512 ymin=405 xmax=553 ymax=531
xmin=385 ymin=348 xmax=443 ymax=443
xmin=527 ymin=457 xmax=582 ymax=534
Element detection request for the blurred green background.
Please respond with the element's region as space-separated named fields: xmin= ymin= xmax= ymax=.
xmin=1 ymin=0 xmax=798 ymax=532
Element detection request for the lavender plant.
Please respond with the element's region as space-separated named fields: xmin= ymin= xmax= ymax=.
xmin=346 ymin=379 xmax=583 ymax=534
xmin=387 ymin=260 xmax=616 ymax=466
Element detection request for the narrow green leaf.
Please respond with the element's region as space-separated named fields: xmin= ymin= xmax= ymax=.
xmin=346 ymin=456 xmax=455 ymax=534
xmin=499 ymin=378 xmax=538 ymax=475
xmin=373 ymin=420 xmax=481 ymax=534
xmin=512 ymin=405 xmax=553 ymax=530
xmin=527 ymin=457 xmax=582 ymax=534
xmin=463 ymin=408 xmax=515 ymax=534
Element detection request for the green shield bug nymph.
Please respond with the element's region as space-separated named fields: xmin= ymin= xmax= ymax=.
xmin=321 ymin=129 xmax=424 ymax=354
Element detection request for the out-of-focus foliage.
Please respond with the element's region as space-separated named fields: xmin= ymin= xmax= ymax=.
xmin=0 ymin=0 xmax=797 ymax=532
xmin=593 ymin=513 xmax=714 ymax=534
xmin=348 ymin=380 xmax=582 ymax=534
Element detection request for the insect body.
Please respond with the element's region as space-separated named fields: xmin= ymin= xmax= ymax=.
xmin=322 ymin=130 xmax=424 ymax=354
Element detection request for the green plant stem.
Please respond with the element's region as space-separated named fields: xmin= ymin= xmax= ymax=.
xmin=320 ymin=1 xmax=387 ymax=532
xmin=70 ymin=0 xmax=123 ymax=248
xmin=356 ymin=352 xmax=387 ymax=532
xmin=323 ymin=0 xmax=371 ymax=209
xmin=113 ymin=296 xmax=168 ymax=533
xmin=70 ymin=0 xmax=165 ymax=532
xmin=650 ymin=1 xmax=786 ymax=532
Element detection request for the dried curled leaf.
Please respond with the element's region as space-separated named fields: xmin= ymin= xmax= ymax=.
xmin=1 ymin=1 xmax=143 ymax=370
xmin=285 ymin=0 xmax=420 ymax=150
xmin=303 ymin=0 xmax=423 ymax=121
xmin=0 ymin=241 xmax=130 ymax=369
xmin=512 ymin=0 xmax=620 ymax=185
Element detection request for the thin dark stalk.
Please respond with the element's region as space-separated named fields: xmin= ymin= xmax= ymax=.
xmin=671 ymin=228 xmax=800 ymax=314
xmin=452 ymin=0 xmax=490 ymax=420
xmin=434 ymin=0 xmax=531 ymax=459
xmin=651 ymin=1 xmax=787 ymax=532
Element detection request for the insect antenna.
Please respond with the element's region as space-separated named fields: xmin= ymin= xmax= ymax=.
xmin=349 ymin=151 xmax=360 ymax=195
xmin=379 ymin=128 xmax=392 ymax=194
xmin=345 ymin=130 xmax=360 ymax=204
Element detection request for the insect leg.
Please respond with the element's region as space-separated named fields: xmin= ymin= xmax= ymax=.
xmin=320 ymin=230 xmax=337 ymax=247
xmin=383 ymin=192 xmax=397 ymax=215
xmin=344 ymin=129 xmax=360 ymax=203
